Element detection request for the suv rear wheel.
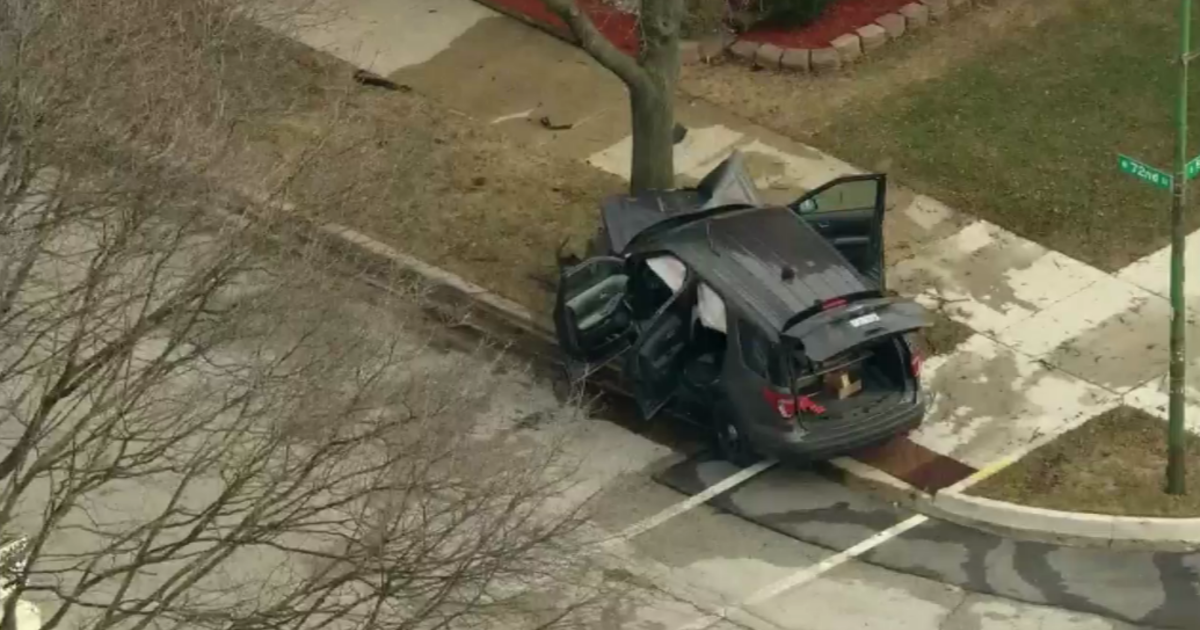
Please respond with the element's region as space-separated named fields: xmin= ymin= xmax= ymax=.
xmin=713 ymin=402 xmax=759 ymax=467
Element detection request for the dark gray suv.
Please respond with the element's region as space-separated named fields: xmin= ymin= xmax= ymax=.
xmin=554 ymin=152 xmax=932 ymax=465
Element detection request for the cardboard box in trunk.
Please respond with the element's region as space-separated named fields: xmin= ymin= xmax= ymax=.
xmin=823 ymin=369 xmax=863 ymax=400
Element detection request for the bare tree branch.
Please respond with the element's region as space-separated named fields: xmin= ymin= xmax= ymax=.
xmin=540 ymin=0 xmax=650 ymax=90
xmin=0 ymin=0 xmax=626 ymax=628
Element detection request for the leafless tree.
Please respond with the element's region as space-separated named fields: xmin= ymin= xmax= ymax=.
xmin=540 ymin=0 xmax=686 ymax=193
xmin=0 ymin=1 xmax=619 ymax=629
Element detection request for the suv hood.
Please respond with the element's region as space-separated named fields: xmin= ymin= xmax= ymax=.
xmin=600 ymin=151 xmax=764 ymax=254
xmin=784 ymin=296 xmax=930 ymax=363
xmin=694 ymin=151 xmax=764 ymax=210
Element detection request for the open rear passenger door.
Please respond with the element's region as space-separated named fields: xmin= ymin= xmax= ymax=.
xmin=627 ymin=288 xmax=693 ymax=421
xmin=788 ymin=174 xmax=887 ymax=288
xmin=554 ymin=257 xmax=635 ymax=380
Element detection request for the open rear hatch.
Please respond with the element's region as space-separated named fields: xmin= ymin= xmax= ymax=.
xmin=783 ymin=295 xmax=930 ymax=416
xmin=785 ymin=295 xmax=928 ymax=363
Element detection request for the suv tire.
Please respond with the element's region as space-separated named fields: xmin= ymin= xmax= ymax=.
xmin=713 ymin=402 xmax=760 ymax=467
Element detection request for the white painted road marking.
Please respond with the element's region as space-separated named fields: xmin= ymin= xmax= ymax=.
xmin=670 ymin=514 xmax=931 ymax=630
xmin=601 ymin=459 xmax=777 ymax=548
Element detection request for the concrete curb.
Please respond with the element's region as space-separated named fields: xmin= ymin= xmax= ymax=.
xmin=925 ymin=492 xmax=1200 ymax=553
xmin=836 ymin=453 xmax=1200 ymax=552
xmin=728 ymin=0 xmax=976 ymax=74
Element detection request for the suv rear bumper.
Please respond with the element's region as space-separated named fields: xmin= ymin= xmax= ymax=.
xmin=746 ymin=394 xmax=926 ymax=463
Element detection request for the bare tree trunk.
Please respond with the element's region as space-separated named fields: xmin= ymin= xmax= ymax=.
xmin=544 ymin=0 xmax=684 ymax=193
xmin=628 ymin=0 xmax=682 ymax=192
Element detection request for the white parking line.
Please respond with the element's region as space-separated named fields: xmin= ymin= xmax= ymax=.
xmin=601 ymin=459 xmax=777 ymax=548
xmin=670 ymin=514 xmax=931 ymax=630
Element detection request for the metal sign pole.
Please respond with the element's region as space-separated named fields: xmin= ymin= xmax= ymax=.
xmin=1167 ymin=0 xmax=1192 ymax=495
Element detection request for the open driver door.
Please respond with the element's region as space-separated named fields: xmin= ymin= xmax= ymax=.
xmin=553 ymin=256 xmax=636 ymax=381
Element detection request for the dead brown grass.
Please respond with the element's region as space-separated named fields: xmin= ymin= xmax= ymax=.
xmin=970 ymin=406 xmax=1200 ymax=517
xmin=217 ymin=26 xmax=625 ymax=316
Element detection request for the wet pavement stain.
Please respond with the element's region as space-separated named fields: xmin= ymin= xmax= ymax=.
xmin=1010 ymin=542 xmax=1120 ymax=621
xmin=915 ymin=334 xmax=1116 ymax=467
xmin=652 ymin=454 xmax=1200 ymax=629
xmin=866 ymin=519 xmax=1003 ymax=594
xmin=891 ymin=223 xmax=1064 ymax=333
xmin=1041 ymin=294 xmax=1200 ymax=396
xmin=922 ymin=341 xmax=1029 ymax=435
xmin=1133 ymin=553 xmax=1200 ymax=629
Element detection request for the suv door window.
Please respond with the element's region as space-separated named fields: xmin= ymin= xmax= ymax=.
xmin=788 ymin=175 xmax=887 ymax=287
xmin=553 ymin=256 xmax=634 ymax=377
xmin=628 ymin=255 xmax=682 ymax=321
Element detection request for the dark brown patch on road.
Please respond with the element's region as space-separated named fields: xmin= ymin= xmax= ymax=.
xmin=852 ymin=436 xmax=977 ymax=493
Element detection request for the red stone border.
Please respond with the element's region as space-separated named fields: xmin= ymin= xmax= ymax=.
xmin=726 ymin=0 xmax=970 ymax=74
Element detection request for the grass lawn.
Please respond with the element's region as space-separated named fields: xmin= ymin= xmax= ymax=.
xmin=687 ymin=0 xmax=1200 ymax=271
xmin=970 ymin=406 xmax=1200 ymax=517
xmin=821 ymin=0 xmax=1200 ymax=271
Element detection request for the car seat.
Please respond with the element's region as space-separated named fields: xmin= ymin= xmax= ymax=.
xmin=565 ymin=275 xmax=631 ymax=347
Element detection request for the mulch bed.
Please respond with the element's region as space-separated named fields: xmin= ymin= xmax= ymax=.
xmin=476 ymin=0 xmax=911 ymax=53
xmin=480 ymin=0 xmax=640 ymax=54
xmin=739 ymin=0 xmax=913 ymax=48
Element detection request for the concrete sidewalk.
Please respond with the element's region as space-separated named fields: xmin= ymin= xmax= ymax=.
xmin=259 ymin=0 xmax=1196 ymax=533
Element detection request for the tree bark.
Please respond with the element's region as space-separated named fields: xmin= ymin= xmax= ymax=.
xmin=627 ymin=0 xmax=682 ymax=192
xmin=627 ymin=78 xmax=674 ymax=193
xmin=543 ymin=0 xmax=684 ymax=194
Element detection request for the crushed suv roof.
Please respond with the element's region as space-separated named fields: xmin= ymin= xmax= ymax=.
xmin=633 ymin=206 xmax=870 ymax=334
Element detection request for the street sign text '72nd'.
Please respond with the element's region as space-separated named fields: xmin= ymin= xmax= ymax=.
xmin=1119 ymin=155 xmax=1173 ymax=190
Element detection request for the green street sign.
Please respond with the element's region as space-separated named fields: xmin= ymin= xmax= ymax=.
xmin=1188 ymin=155 xmax=1200 ymax=180
xmin=1119 ymin=154 xmax=1173 ymax=191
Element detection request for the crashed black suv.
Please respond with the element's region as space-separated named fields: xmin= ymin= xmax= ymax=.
xmin=553 ymin=152 xmax=932 ymax=465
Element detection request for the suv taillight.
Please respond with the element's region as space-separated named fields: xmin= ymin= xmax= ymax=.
xmin=909 ymin=344 xmax=924 ymax=378
xmin=762 ymin=387 xmax=825 ymax=422
xmin=763 ymin=387 xmax=795 ymax=419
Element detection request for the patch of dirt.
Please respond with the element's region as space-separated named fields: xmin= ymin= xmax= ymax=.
xmin=911 ymin=310 xmax=972 ymax=358
xmin=678 ymin=0 xmax=1077 ymax=141
xmin=970 ymin=406 xmax=1200 ymax=517
xmin=216 ymin=25 xmax=624 ymax=316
